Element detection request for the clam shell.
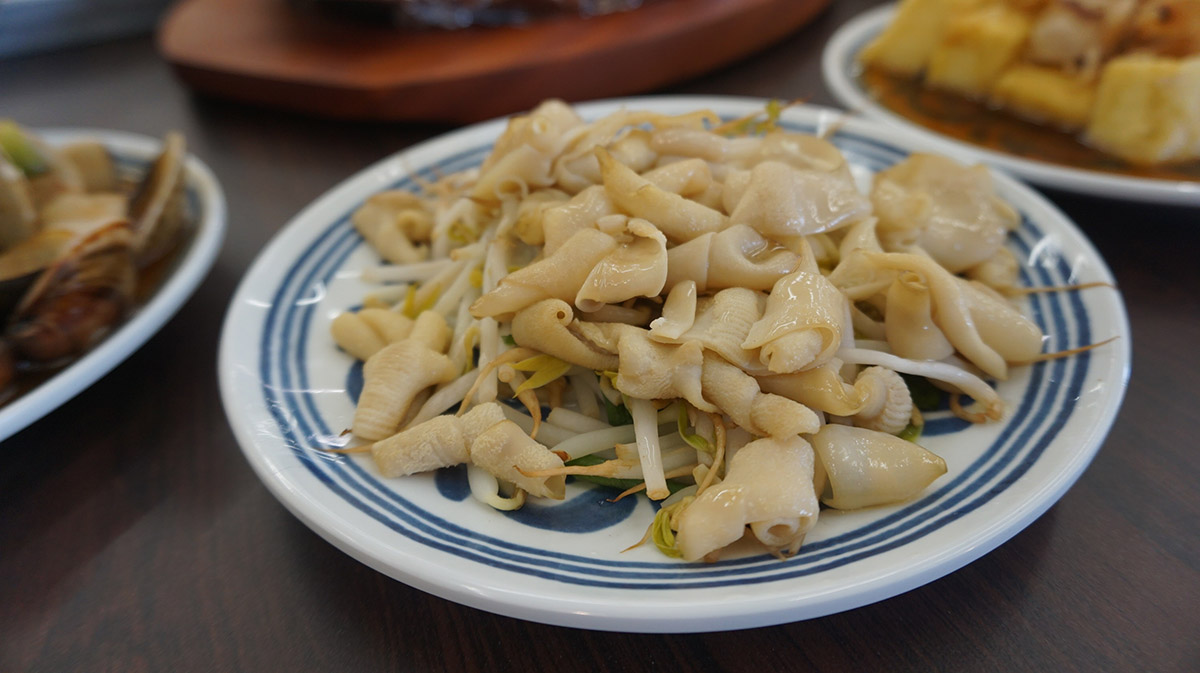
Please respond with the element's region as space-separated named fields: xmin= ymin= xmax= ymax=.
xmin=127 ymin=131 xmax=189 ymax=267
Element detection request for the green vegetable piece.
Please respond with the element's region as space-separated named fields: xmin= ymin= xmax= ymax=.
xmin=677 ymin=404 xmax=712 ymax=453
xmin=898 ymin=423 xmax=923 ymax=443
xmin=902 ymin=374 xmax=944 ymax=411
xmin=511 ymin=354 xmax=572 ymax=394
xmin=0 ymin=120 xmax=49 ymax=176
xmin=602 ymin=389 xmax=633 ymax=426
xmin=651 ymin=506 xmax=682 ymax=558
xmin=501 ymin=334 xmax=517 ymax=347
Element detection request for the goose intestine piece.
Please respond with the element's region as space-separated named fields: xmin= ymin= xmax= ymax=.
xmin=810 ymin=424 xmax=946 ymax=511
xmin=553 ymin=128 xmax=658 ymax=194
xmin=330 ymin=308 xmax=415 ymax=361
xmin=595 ymin=147 xmax=727 ymax=243
xmin=648 ymin=126 xmax=761 ymax=166
xmin=471 ymin=99 xmax=584 ymax=202
xmin=351 ymin=190 xmax=434 ymax=265
xmin=469 ymin=419 xmax=567 ymax=499
xmin=512 ymin=188 xmax=571 ymax=247
xmin=870 ymin=154 xmax=1020 ymax=274
xmin=860 ymin=252 xmax=1043 ymax=380
xmin=884 ymin=271 xmax=956 ymax=362
xmin=965 ymin=246 xmax=1021 ymax=294
xmin=849 ymin=366 xmax=914 ymax=435
xmin=540 ymin=185 xmax=615 ymax=255
xmin=723 ymin=160 xmax=872 ymax=238
xmin=649 ymin=125 xmax=848 ymax=167
xmin=664 ymin=224 xmax=798 ymax=293
xmin=470 ymin=227 xmax=617 ymax=320
xmin=538 ymin=159 xmax=717 ymax=257
xmin=652 ymin=287 xmax=768 ymax=374
xmin=750 ymin=131 xmax=849 ymax=172
xmin=647 ymin=280 xmax=697 ymax=340
xmin=601 ymin=322 xmax=819 ymax=437
xmin=482 ymin=99 xmax=583 ymax=174
xmin=552 ymin=108 xmax=718 ymax=193
xmin=575 ymin=217 xmax=668 ymax=312
xmin=674 ymin=435 xmax=820 ymax=561
xmin=742 ymin=267 xmax=847 ymax=374
xmin=758 ymin=365 xmax=914 ymax=435
xmin=641 ymin=157 xmax=717 ymax=200
xmin=352 ymin=311 xmax=457 ymax=441
xmin=607 ymin=323 xmax=713 ymax=413
xmin=827 ymin=218 xmax=893 ymax=301
xmin=371 ymin=402 xmax=506 ymax=477
xmin=699 ymin=353 xmax=821 ymax=437
xmin=510 ymin=299 xmax=619 ymax=371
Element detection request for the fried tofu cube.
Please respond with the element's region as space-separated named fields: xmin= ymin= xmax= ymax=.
xmin=991 ymin=65 xmax=1097 ymax=130
xmin=926 ymin=4 xmax=1033 ymax=98
xmin=859 ymin=0 xmax=989 ymax=77
xmin=1085 ymin=55 xmax=1200 ymax=164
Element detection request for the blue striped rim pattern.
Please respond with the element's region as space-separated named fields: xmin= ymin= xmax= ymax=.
xmin=257 ymin=123 xmax=1091 ymax=589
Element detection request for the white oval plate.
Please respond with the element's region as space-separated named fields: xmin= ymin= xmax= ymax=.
xmin=218 ymin=96 xmax=1130 ymax=632
xmin=0 ymin=129 xmax=226 ymax=443
xmin=823 ymin=4 xmax=1200 ymax=207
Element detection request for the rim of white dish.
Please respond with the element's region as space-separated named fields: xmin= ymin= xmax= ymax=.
xmin=0 ymin=129 xmax=227 ymax=444
xmin=822 ymin=3 xmax=1200 ymax=207
xmin=219 ymin=96 xmax=1131 ymax=632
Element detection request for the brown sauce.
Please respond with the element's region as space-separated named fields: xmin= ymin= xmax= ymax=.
xmin=859 ymin=67 xmax=1200 ymax=183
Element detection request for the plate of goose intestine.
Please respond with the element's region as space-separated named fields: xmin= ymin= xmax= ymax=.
xmin=218 ymin=96 xmax=1130 ymax=632
xmin=0 ymin=121 xmax=225 ymax=442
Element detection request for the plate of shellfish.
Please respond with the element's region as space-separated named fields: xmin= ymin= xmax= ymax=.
xmin=218 ymin=96 xmax=1130 ymax=632
xmin=823 ymin=1 xmax=1200 ymax=206
xmin=0 ymin=122 xmax=225 ymax=442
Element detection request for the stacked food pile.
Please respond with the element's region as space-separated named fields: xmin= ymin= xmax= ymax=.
xmin=859 ymin=0 xmax=1200 ymax=165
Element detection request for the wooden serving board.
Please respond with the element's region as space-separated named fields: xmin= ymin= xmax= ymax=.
xmin=157 ymin=0 xmax=831 ymax=122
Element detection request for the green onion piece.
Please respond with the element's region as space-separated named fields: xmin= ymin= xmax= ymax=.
xmin=652 ymin=507 xmax=681 ymax=558
xmin=752 ymin=99 xmax=785 ymax=134
xmin=601 ymin=387 xmax=633 ymax=426
xmin=0 ymin=120 xmax=49 ymax=176
xmin=898 ymin=422 xmax=923 ymax=443
xmin=501 ymin=334 xmax=517 ymax=347
xmin=902 ymin=374 xmax=944 ymax=411
xmin=512 ymin=355 xmax=572 ymax=394
xmin=677 ymin=404 xmax=712 ymax=453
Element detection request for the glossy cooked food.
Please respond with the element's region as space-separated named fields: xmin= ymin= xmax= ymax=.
xmin=859 ymin=0 xmax=1200 ymax=165
xmin=330 ymin=100 xmax=1056 ymax=563
xmin=0 ymin=122 xmax=191 ymax=400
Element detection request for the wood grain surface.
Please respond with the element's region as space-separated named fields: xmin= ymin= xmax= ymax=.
xmin=158 ymin=0 xmax=831 ymax=122
xmin=1 ymin=1 xmax=1198 ymax=670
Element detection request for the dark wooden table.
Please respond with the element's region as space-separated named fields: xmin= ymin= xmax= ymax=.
xmin=2 ymin=1 xmax=1197 ymax=670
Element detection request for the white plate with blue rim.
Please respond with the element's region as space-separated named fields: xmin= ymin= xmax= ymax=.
xmin=217 ymin=96 xmax=1130 ymax=632
xmin=822 ymin=4 xmax=1200 ymax=207
xmin=0 ymin=129 xmax=226 ymax=443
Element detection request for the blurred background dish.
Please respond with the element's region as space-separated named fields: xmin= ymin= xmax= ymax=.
xmin=823 ymin=4 xmax=1200 ymax=206
xmin=0 ymin=128 xmax=225 ymax=443
xmin=157 ymin=0 xmax=832 ymax=122
xmin=306 ymin=0 xmax=644 ymax=28
xmin=0 ymin=0 xmax=173 ymax=58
